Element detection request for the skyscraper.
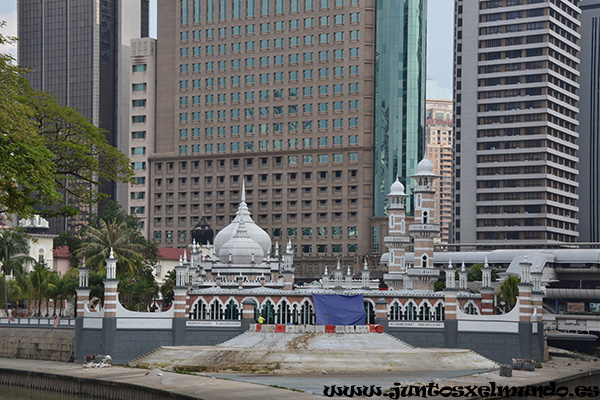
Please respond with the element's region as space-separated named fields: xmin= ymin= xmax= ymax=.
xmin=151 ymin=0 xmax=426 ymax=272
xmin=425 ymin=87 xmax=453 ymax=245
xmin=577 ymin=0 xmax=600 ymax=242
xmin=453 ymin=0 xmax=580 ymax=246
xmin=17 ymin=0 xmax=149 ymax=232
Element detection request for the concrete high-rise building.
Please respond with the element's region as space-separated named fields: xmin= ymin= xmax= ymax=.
xmin=151 ymin=0 xmax=426 ymax=273
xmin=128 ymin=38 xmax=157 ymax=235
xmin=17 ymin=0 xmax=149 ymax=233
xmin=425 ymin=94 xmax=453 ymax=245
xmin=453 ymin=0 xmax=580 ymax=246
xmin=577 ymin=0 xmax=600 ymax=242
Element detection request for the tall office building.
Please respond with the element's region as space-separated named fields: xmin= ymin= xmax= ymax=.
xmin=577 ymin=0 xmax=600 ymax=242
xmin=129 ymin=38 xmax=157 ymax=235
xmin=425 ymin=92 xmax=453 ymax=245
xmin=453 ymin=0 xmax=580 ymax=246
xmin=17 ymin=0 xmax=149 ymax=233
xmin=151 ymin=0 xmax=426 ymax=272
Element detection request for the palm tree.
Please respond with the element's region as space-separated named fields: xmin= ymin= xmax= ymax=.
xmin=29 ymin=262 xmax=58 ymax=316
xmin=74 ymin=218 xmax=144 ymax=278
xmin=0 ymin=230 xmax=33 ymax=318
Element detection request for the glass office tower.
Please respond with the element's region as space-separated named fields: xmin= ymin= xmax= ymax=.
xmin=373 ymin=0 xmax=427 ymax=217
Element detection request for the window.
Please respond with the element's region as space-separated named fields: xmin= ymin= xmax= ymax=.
xmin=133 ymin=64 xmax=147 ymax=72
xmin=349 ymin=152 xmax=358 ymax=161
xmin=132 ymin=115 xmax=147 ymax=123
xmin=132 ymin=83 xmax=147 ymax=91
xmin=350 ymin=48 xmax=359 ymax=57
xmin=133 ymin=99 xmax=147 ymax=107
xmin=349 ymin=117 xmax=359 ymax=127
xmin=305 ymin=17 xmax=314 ymax=27
xmin=350 ymin=12 xmax=359 ymax=22
xmin=318 ymin=154 xmax=328 ymax=163
xmin=334 ymin=14 xmax=344 ymax=24
xmin=131 ymin=147 xmax=146 ymax=155
xmin=132 ymin=131 xmax=146 ymax=139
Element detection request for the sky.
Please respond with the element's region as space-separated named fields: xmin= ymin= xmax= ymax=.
xmin=0 ymin=0 xmax=453 ymax=91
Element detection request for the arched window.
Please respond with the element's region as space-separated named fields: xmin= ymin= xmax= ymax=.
xmin=189 ymin=300 xmax=207 ymax=319
xmin=276 ymin=300 xmax=292 ymax=324
xmin=364 ymin=301 xmax=375 ymax=324
xmin=423 ymin=211 xmax=429 ymax=224
xmin=389 ymin=301 xmax=401 ymax=320
xmin=418 ymin=303 xmax=431 ymax=321
xmin=462 ymin=301 xmax=479 ymax=315
xmin=300 ymin=301 xmax=314 ymax=325
xmin=225 ymin=301 xmax=239 ymax=320
xmin=210 ymin=301 xmax=224 ymax=319
xmin=403 ymin=301 xmax=417 ymax=321
xmin=291 ymin=303 xmax=299 ymax=324
xmin=435 ymin=302 xmax=445 ymax=321
xmin=422 ymin=254 xmax=428 ymax=268
xmin=261 ymin=301 xmax=276 ymax=324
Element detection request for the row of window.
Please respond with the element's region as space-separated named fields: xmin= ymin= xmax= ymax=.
xmin=181 ymin=23 xmax=360 ymax=43
xmin=179 ymin=69 xmax=360 ymax=89
xmin=179 ymin=142 xmax=360 ymax=158
xmin=179 ymin=85 xmax=360 ymax=104
xmin=180 ymin=0 xmax=359 ymax=25
xmin=178 ymin=118 xmax=360 ymax=139
xmin=179 ymin=110 xmax=359 ymax=123
xmin=180 ymin=34 xmax=359 ymax=58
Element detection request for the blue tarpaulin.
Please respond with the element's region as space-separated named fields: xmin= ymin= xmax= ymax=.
xmin=312 ymin=294 xmax=366 ymax=325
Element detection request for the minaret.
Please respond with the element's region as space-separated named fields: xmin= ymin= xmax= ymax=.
xmin=383 ymin=177 xmax=411 ymax=289
xmin=282 ymin=240 xmax=295 ymax=290
xmin=408 ymin=158 xmax=441 ymax=290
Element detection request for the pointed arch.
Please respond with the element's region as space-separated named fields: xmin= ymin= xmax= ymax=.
xmin=389 ymin=299 xmax=402 ymax=321
xmin=224 ymin=298 xmax=240 ymax=320
xmin=299 ymin=299 xmax=314 ymax=325
xmin=364 ymin=298 xmax=376 ymax=324
xmin=402 ymin=300 xmax=418 ymax=321
xmin=189 ymin=298 xmax=208 ymax=320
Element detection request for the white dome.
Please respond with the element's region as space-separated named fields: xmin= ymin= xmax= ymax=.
xmin=213 ymin=200 xmax=272 ymax=256
xmin=417 ymin=158 xmax=434 ymax=173
xmin=388 ymin=177 xmax=406 ymax=196
xmin=218 ymin=221 xmax=265 ymax=264
xmin=412 ymin=158 xmax=438 ymax=178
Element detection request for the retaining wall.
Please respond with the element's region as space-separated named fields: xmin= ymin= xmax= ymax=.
xmin=0 ymin=326 xmax=75 ymax=361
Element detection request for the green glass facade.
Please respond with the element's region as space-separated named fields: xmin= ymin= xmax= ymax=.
xmin=374 ymin=0 xmax=427 ymax=216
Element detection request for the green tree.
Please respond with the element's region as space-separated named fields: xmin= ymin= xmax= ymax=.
xmin=0 ymin=25 xmax=132 ymax=219
xmin=0 ymin=230 xmax=34 ymax=317
xmin=466 ymin=263 xmax=499 ymax=282
xmin=118 ymin=265 xmax=159 ymax=311
xmin=160 ymin=269 xmax=177 ymax=311
xmin=74 ymin=218 xmax=144 ymax=277
xmin=497 ymin=275 xmax=521 ymax=313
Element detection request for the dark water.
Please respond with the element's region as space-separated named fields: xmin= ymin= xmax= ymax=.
xmin=0 ymin=384 xmax=89 ymax=400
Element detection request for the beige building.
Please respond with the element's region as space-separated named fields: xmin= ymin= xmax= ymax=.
xmin=425 ymin=98 xmax=453 ymax=245
xmin=128 ymin=38 xmax=158 ymax=235
xmin=151 ymin=0 xmax=376 ymax=274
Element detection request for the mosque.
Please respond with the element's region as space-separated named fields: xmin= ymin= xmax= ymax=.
xmin=73 ymin=157 xmax=546 ymax=365
xmin=175 ymin=158 xmax=484 ymax=323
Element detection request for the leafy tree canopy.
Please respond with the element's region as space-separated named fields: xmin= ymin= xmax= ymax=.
xmin=0 ymin=24 xmax=132 ymax=219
